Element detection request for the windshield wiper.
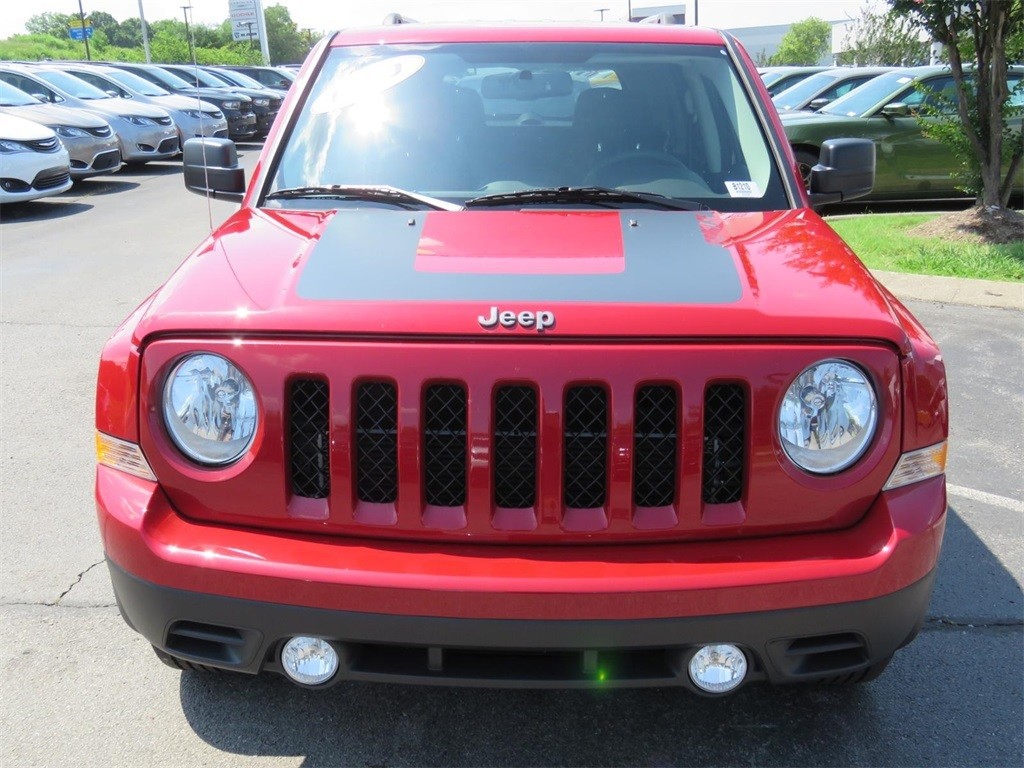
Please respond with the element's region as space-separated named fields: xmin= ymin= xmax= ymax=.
xmin=265 ymin=184 xmax=462 ymax=211
xmin=464 ymin=186 xmax=703 ymax=211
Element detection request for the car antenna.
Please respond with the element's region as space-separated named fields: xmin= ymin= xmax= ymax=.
xmin=182 ymin=5 xmax=216 ymax=233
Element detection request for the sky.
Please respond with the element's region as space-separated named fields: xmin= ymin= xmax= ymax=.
xmin=1 ymin=0 xmax=876 ymax=39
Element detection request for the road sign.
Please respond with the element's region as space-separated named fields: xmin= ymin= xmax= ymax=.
xmin=68 ymin=26 xmax=94 ymax=41
xmin=229 ymin=0 xmax=258 ymax=22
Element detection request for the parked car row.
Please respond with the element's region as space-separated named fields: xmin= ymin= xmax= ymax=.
xmin=761 ymin=64 xmax=1024 ymax=202
xmin=0 ymin=61 xmax=291 ymax=205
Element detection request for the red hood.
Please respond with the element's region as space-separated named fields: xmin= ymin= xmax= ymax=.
xmin=133 ymin=208 xmax=908 ymax=348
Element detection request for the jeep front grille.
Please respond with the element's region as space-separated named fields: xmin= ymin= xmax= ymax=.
xmin=355 ymin=382 xmax=398 ymax=504
xmin=288 ymin=378 xmax=747 ymax=525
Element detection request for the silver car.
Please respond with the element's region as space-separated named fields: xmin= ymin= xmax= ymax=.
xmin=0 ymin=81 xmax=121 ymax=178
xmin=0 ymin=63 xmax=179 ymax=163
xmin=57 ymin=63 xmax=229 ymax=142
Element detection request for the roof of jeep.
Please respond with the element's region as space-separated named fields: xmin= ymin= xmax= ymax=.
xmin=330 ymin=23 xmax=727 ymax=47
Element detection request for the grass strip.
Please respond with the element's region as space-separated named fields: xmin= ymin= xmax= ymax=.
xmin=827 ymin=213 xmax=1024 ymax=282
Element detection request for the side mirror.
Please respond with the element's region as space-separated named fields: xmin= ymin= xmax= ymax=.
xmin=808 ymin=138 xmax=875 ymax=208
xmin=880 ymin=102 xmax=910 ymax=118
xmin=808 ymin=97 xmax=831 ymax=110
xmin=31 ymin=93 xmax=49 ymax=103
xmin=182 ymin=138 xmax=245 ymax=202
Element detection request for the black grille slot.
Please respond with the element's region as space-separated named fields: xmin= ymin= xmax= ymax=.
xmin=563 ymin=386 xmax=608 ymax=509
xmin=493 ymin=386 xmax=538 ymax=508
xmin=633 ymin=386 xmax=678 ymax=507
xmin=288 ymin=380 xmax=330 ymax=499
xmin=702 ymin=384 xmax=746 ymax=504
xmin=26 ymin=137 xmax=58 ymax=152
xmin=424 ymin=384 xmax=467 ymax=506
xmin=32 ymin=169 xmax=70 ymax=189
xmin=157 ymin=136 xmax=180 ymax=153
xmin=86 ymin=125 xmax=112 ymax=137
xmin=356 ymin=382 xmax=398 ymax=503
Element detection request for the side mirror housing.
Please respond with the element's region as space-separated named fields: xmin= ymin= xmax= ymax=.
xmin=182 ymin=138 xmax=245 ymax=202
xmin=880 ymin=102 xmax=910 ymax=118
xmin=808 ymin=97 xmax=831 ymax=110
xmin=808 ymin=138 xmax=875 ymax=208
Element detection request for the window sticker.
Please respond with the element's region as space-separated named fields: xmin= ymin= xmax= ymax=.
xmin=724 ymin=180 xmax=763 ymax=198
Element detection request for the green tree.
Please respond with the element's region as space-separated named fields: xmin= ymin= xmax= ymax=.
xmin=24 ymin=12 xmax=73 ymax=38
xmin=771 ymin=17 xmax=832 ymax=65
xmin=891 ymin=0 xmax=1024 ymax=209
xmin=839 ymin=3 xmax=930 ymax=65
xmin=264 ymin=4 xmax=310 ymax=64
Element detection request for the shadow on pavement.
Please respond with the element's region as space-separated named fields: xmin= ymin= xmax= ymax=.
xmin=0 ymin=200 xmax=93 ymax=222
xmin=114 ymin=162 xmax=183 ymax=177
xmin=175 ymin=504 xmax=1022 ymax=767
xmin=68 ymin=179 xmax=141 ymax=196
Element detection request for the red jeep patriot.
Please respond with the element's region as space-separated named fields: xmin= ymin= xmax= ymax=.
xmin=95 ymin=20 xmax=948 ymax=694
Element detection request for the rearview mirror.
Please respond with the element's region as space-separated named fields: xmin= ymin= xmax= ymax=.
xmin=481 ymin=70 xmax=573 ymax=100
xmin=182 ymin=137 xmax=245 ymax=202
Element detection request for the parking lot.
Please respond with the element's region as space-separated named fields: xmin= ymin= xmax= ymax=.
xmin=1 ymin=151 xmax=1021 ymax=767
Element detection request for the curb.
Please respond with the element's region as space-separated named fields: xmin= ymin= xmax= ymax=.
xmin=871 ymin=270 xmax=1023 ymax=311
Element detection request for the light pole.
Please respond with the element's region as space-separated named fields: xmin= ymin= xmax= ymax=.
xmin=77 ymin=0 xmax=91 ymax=61
xmin=181 ymin=5 xmax=194 ymax=62
xmin=595 ymin=7 xmax=610 ymax=21
xmin=137 ymin=0 xmax=151 ymax=63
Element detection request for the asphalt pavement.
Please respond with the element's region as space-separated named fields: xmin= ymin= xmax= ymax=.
xmin=0 ymin=156 xmax=1021 ymax=767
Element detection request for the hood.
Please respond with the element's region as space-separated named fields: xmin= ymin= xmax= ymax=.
xmin=77 ymin=98 xmax=171 ymax=119
xmin=134 ymin=208 xmax=909 ymax=348
xmin=778 ymin=110 xmax=854 ymax=126
xmin=0 ymin=102 xmax=109 ymax=129
xmin=171 ymin=85 xmax=251 ymax=104
xmin=152 ymin=94 xmax=222 ymax=113
xmin=0 ymin=112 xmax=54 ymax=141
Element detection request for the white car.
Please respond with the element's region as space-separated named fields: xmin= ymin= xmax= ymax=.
xmin=0 ymin=113 xmax=72 ymax=203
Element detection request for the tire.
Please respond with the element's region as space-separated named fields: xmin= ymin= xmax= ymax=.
xmin=794 ymin=148 xmax=818 ymax=190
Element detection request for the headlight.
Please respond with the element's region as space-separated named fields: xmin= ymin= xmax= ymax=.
xmin=163 ymin=353 xmax=259 ymax=465
xmin=222 ymin=100 xmax=241 ymax=110
xmin=56 ymin=125 xmax=90 ymax=138
xmin=180 ymin=109 xmax=203 ymax=119
xmin=253 ymin=98 xmax=270 ymax=107
xmin=0 ymin=139 xmax=28 ymax=153
xmin=121 ymin=115 xmax=156 ymax=126
xmin=778 ymin=359 xmax=877 ymax=474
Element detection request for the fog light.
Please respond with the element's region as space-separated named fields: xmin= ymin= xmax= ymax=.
xmin=280 ymin=636 xmax=339 ymax=686
xmin=688 ymin=644 xmax=748 ymax=694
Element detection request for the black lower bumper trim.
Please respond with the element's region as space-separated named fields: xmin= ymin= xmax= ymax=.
xmin=108 ymin=559 xmax=935 ymax=689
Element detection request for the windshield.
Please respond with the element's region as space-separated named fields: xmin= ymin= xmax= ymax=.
xmin=0 ymin=81 xmax=38 ymax=106
xmin=772 ymin=71 xmax=840 ymax=110
xmin=105 ymin=69 xmax=169 ymax=97
xmin=819 ymin=70 xmax=916 ymax=116
xmin=176 ymin=68 xmax=232 ymax=89
xmin=269 ymin=43 xmax=787 ymax=212
xmin=36 ymin=69 xmax=112 ymax=100
xmin=220 ymin=69 xmax=265 ymax=89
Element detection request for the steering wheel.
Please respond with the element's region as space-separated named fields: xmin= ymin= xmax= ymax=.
xmin=584 ymin=151 xmax=694 ymax=186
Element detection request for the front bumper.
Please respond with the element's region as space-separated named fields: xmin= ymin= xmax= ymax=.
xmin=226 ymin=112 xmax=257 ymax=139
xmin=98 ymin=467 xmax=946 ymax=687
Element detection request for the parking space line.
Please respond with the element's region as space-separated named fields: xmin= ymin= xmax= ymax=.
xmin=947 ymin=483 xmax=1022 ymax=512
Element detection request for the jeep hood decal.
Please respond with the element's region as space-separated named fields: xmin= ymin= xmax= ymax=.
xmin=296 ymin=210 xmax=742 ymax=305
